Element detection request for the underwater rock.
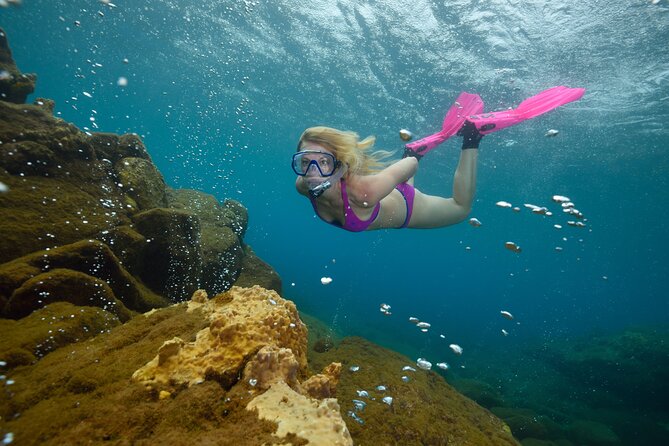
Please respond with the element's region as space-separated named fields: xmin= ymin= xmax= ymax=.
xmin=0 ymin=28 xmax=36 ymax=104
xmin=199 ymin=225 xmax=242 ymax=293
xmin=452 ymin=378 xmax=506 ymax=408
xmin=5 ymin=268 xmax=133 ymax=322
xmin=301 ymin=361 xmax=342 ymax=399
xmin=222 ymin=198 xmax=249 ymax=238
xmin=312 ymin=336 xmax=335 ymax=353
xmin=307 ymin=334 xmax=520 ymax=445
xmin=534 ymin=327 xmax=669 ymax=412
xmin=0 ymin=301 xmax=120 ymax=368
xmin=33 ymin=97 xmax=55 ymax=113
xmin=0 ymin=32 xmax=279 ymax=308
xmin=166 ymin=188 xmax=248 ymax=237
xmin=567 ymin=420 xmax=620 ymax=446
xmin=0 ymin=240 xmax=168 ymax=319
xmin=132 ymin=286 xmax=308 ymax=391
xmin=115 ymin=157 xmax=168 ymax=210
xmin=246 ymin=380 xmax=353 ymax=446
xmin=132 ymin=208 xmax=202 ymax=300
xmin=96 ymin=224 xmax=147 ymax=275
xmin=0 ymin=140 xmax=57 ymax=176
xmin=491 ymin=406 xmax=564 ymax=441
xmin=166 ymin=188 xmax=250 ymax=294
xmin=88 ymin=132 xmax=151 ymax=163
xmin=234 ymin=244 xmax=282 ymax=294
xmin=242 ymin=345 xmax=301 ymax=390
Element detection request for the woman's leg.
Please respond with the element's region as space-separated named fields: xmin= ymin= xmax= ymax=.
xmin=408 ymin=148 xmax=478 ymax=228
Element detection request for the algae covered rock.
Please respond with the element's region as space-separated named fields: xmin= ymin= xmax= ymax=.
xmin=166 ymin=188 xmax=249 ymax=293
xmin=0 ymin=285 xmax=350 ymax=445
xmin=567 ymin=420 xmax=620 ymax=446
xmin=0 ymin=28 xmax=36 ymax=104
xmin=132 ymin=208 xmax=202 ymax=300
xmin=491 ymin=407 xmax=563 ymax=441
xmin=88 ymin=132 xmax=151 ymax=163
xmin=0 ymin=301 xmax=120 ymax=368
xmin=5 ymin=268 xmax=133 ymax=322
xmin=453 ymin=378 xmax=506 ymax=408
xmin=0 ymin=239 xmax=169 ymax=318
xmin=536 ymin=327 xmax=669 ymax=411
xmin=0 ymin=29 xmax=281 ymax=326
xmin=115 ymin=157 xmax=168 ymax=210
xmin=235 ymin=244 xmax=282 ymax=294
xmin=0 ymin=140 xmax=56 ymax=176
xmin=308 ymin=334 xmax=520 ymax=446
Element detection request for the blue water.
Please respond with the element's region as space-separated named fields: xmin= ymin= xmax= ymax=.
xmin=4 ymin=0 xmax=669 ymax=443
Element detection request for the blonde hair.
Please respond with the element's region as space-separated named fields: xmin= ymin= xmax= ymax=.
xmin=297 ymin=126 xmax=393 ymax=176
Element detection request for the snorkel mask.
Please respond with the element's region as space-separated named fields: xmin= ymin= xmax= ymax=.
xmin=291 ymin=150 xmax=347 ymax=198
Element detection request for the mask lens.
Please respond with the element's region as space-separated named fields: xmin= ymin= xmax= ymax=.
xmin=292 ymin=151 xmax=337 ymax=176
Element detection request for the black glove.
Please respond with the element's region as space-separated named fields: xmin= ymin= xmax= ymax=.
xmin=402 ymin=146 xmax=424 ymax=161
xmin=457 ymin=120 xmax=483 ymax=150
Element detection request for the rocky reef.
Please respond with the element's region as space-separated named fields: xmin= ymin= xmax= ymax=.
xmin=446 ymin=326 xmax=669 ymax=446
xmin=0 ymin=27 xmax=280 ymax=320
xmin=0 ymin=285 xmax=521 ymax=445
xmin=307 ymin=330 xmax=519 ymax=445
xmin=0 ymin=287 xmax=352 ymax=445
xmin=0 ymin=29 xmax=522 ymax=445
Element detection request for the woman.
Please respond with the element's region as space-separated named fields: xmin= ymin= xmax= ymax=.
xmin=293 ymin=86 xmax=585 ymax=232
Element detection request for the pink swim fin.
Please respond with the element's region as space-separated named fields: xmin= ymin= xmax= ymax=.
xmin=404 ymin=91 xmax=484 ymax=158
xmin=467 ymin=86 xmax=585 ymax=135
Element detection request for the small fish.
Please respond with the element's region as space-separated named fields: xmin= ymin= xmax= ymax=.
xmin=496 ymin=201 xmax=513 ymax=208
xmin=399 ymin=129 xmax=413 ymax=141
xmin=320 ymin=277 xmax=332 ymax=285
xmin=504 ymin=241 xmax=521 ymax=253
xmin=449 ymin=344 xmax=463 ymax=355
xmin=401 ymin=375 xmax=410 ymax=382
xmin=352 ymin=399 xmax=367 ymax=412
xmin=545 ymin=129 xmax=559 ymax=137
xmin=402 ymin=366 xmax=416 ymax=372
xmin=356 ymin=390 xmax=370 ymax=398
xmin=376 ymin=385 xmax=386 ymax=391
xmin=501 ymin=329 xmax=509 ymax=336
xmin=349 ymin=365 xmax=360 ymax=372
xmin=382 ymin=396 xmax=393 ymax=405
xmin=552 ymin=195 xmax=571 ymax=203
xmin=408 ymin=317 xmax=419 ymax=323
xmin=416 ymin=322 xmax=431 ymax=329
xmin=416 ymin=358 xmax=432 ymax=370
xmin=348 ymin=410 xmax=365 ymax=424
xmin=436 ymin=362 xmax=450 ymax=370
xmin=0 ymin=181 xmax=8 ymax=193
xmin=500 ymin=310 xmax=514 ymax=320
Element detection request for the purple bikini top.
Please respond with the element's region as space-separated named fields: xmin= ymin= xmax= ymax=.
xmin=309 ymin=178 xmax=380 ymax=232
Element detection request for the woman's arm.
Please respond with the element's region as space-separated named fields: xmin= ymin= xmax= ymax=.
xmin=353 ymin=157 xmax=418 ymax=204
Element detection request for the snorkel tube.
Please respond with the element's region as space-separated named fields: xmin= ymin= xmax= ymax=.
xmin=308 ymin=163 xmax=348 ymax=199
